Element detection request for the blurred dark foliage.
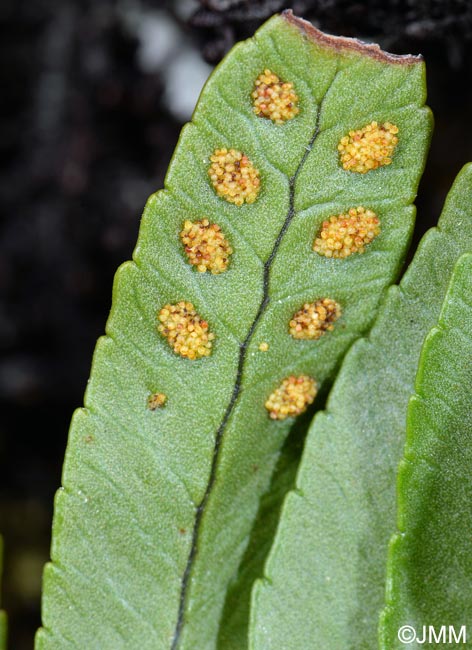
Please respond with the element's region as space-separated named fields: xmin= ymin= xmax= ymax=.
xmin=193 ymin=0 xmax=472 ymax=62
xmin=0 ymin=0 xmax=471 ymax=647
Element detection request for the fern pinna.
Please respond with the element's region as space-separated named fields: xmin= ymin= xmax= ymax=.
xmin=36 ymin=12 xmax=430 ymax=650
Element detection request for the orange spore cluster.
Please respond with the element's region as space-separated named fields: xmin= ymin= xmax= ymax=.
xmin=252 ymin=69 xmax=299 ymax=124
xmin=147 ymin=393 xmax=167 ymax=410
xmin=338 ymin=121 xmax=399 ymax=173
xmin=313 ymin=207 xmax=380 ymax=258
xmin=208 ymin=148 xmax=260 ymax=205
xmin=180 ymin=219 xmax=232 ymax=274
xmin=289 ymin=298 xmax=341 ymax=340
xmin=158 ymin=301 xmax=214 ymax=359
xmin=265 ymin=375 xmax=317 ymax=420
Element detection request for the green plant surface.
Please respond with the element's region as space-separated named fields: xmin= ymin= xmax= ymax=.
xmin=0 ymin=614 xmax=5 ymax=650
xmin=36 ymin=12 xmax=430 ymax=650
xmin=217 ymin=410 xmax=310 ymax=650
xmin=250 ymin=163 xmax=472 ymax=650
xmin=380 ymin=253 xmax=472 ymax=649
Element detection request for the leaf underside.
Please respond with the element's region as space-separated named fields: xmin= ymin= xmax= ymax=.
xmin=380 ymin=253 xmax=472 ymax=649
xmin=250 ymin=164 xmax=472 ymax=650
xmin=37 ymin=12 xmax=430 ymax=650
xmin=217 ymin=408 xmax=311 ymax=650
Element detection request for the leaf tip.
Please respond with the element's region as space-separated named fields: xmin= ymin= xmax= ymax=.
xmin=281 ymin=10 xmax=423 ymax=65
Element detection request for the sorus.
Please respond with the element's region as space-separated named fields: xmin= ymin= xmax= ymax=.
xmin=158 ymin=301 xmax=214 ymax=360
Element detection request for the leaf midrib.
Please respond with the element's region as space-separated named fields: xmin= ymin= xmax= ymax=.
xmin=170 ymin=80 xmax=331 ymax=650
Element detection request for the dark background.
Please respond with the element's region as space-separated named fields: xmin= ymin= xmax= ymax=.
xmin=1 ymin=1 xmax=472 ymax=647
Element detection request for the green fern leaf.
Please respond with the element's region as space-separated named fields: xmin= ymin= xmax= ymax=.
xmin=250 ymin=164 xmax=472 ymax=650
xmin=217 ymin=415 xmax=309 ymax=650
xmin=380 ymin=253 xmax=472 ymax=649
xmin=37 ymin=12 xmax=430 ymax=649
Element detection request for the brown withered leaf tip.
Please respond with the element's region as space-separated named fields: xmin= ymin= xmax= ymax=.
xmin=282 ymin=10 xmax=422 ymax=65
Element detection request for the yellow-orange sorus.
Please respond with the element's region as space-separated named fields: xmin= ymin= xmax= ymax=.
xmin=147 ymin=393 xmax=167 ymax=410
xmin=258 ymin=341 xmax=269 ymax=352
xmin=252 ymin=69 xmax=299 ymax=124
xmin=313 ymin=207 xmax=380 ymax=258
xmin=265 ymin=375 xmax=317 ymax=420
xmin=180 ymin=219 xmax=232 ymax=274
xmin=289 ymin=298 xmax=341 ymax=340
xmin=208 ymin=148 xmax=260 ymax=206
xmin=158 ymin=301 xmax=214 ymax=360
xmin=338 ymin=121 xmax=399 ymax=173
